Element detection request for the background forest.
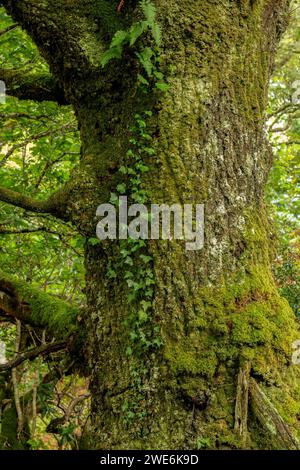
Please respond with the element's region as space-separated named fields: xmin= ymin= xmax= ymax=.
xmin=0 ymin=1 xmax=299 ymax=450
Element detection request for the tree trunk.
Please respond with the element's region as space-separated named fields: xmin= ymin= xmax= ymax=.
xmin=2 ymin=0 xmax=299 ymax=449
xmin=77 ymin=0 xmax=300 ymax=449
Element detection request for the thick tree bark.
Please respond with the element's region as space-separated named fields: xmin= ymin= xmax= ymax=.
xmin=1 ymin=0 xmax=299 ymax=449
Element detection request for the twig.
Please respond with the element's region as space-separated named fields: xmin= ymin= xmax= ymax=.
xmin=117 ymin=0 xmax=126 ymax=13
xmin=0 ymin=24 xmax=18 ymax=36
xmin=65 ymin=393 xmax=91 ymax=422
xmin=0 ymin=122 xmax=76 ymax=168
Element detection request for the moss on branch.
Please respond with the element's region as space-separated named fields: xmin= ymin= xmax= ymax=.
xmin=0 ymin=68 xmax=67 ymax=104
xmin=0 ymin=185 xmax=70 ymax=221
xmin=0 ymin=270 xmax=77 ymax=337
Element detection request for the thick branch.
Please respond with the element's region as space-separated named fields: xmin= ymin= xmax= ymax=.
xmin=0 ymin=185 xmax=69 ymax=221
xmin=0 ymin=68 xmax=67 ymax=104
xmin=0 ymin=270 xmax=77 ymax=337
xmin=286 ymin=140 xmax=300 ymax=146
xmin=0 ymin=0 xmax=112 ymax=94
xmin=0 ymin=227 xmax=49 ymax=235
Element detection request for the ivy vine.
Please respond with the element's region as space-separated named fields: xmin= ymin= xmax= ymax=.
xmin=101 ymin=0 xmax=169 ymax=425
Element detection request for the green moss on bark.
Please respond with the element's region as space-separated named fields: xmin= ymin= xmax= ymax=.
xmin=0 ymin=270 xmax=77 ymax=337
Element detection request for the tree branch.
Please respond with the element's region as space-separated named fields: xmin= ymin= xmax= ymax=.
xmin=234 ymin=362 xmax=250 ymax=447
xmin=0 ymin=340 xmax=68 ymax=371
xmin=0 ymin=225 xmax=84 ymax=257
xmin=0 ymin=185 xmax=69 ymax=220
xmin=0 ymin=226 xmax=49 ymax=235
xmin=286 ymin=140 xmax=300 ymax=146
xmin=0 ymin=0 xmax=111 ymax=90
xmin=0 ymin=270 xmax=78 ymax=337
xmin=0 ymin=68 xmax=68 ymax=104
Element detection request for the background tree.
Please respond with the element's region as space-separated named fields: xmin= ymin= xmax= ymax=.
xmin=0 ymin=0 xmax=299 ymax=450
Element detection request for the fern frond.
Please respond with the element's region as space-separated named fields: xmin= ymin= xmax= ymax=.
xmin=101 ymin=45 xmax=123 ymax=67
xmin=129 ymin=21 xmax=147 ymax=46
xmin=140 ymin=0 xmax=157 ymax=25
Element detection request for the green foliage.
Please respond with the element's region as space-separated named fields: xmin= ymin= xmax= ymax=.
xmin=266 ymin=6 xmax=300 ymax=318
xmin=100 ymin=0 xmax=161 ymax=67
xmin=109 ymin=113 xmax=159 ymax=364
xmin=196 ymin=437 xmax=211 ymax=450
xmin=0 ymin=9 xmax=86 ymax=449
xmin=273 ymin=245 xmax=300 ymax=317
xmin=0 ymin=7 xmax=85 ymax=310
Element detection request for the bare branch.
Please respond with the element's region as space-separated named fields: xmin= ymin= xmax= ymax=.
xmin=286 ymin=140 xmax=300 ymax=146
xmin=65 ymin=393 xmax=91 ymax=422
xmin=0 ymin=226 xmax=49 ymax=235
xmin=268 ymin=102 xmax=297 ymax=119
xmin=0 ymin=112 xmax=50 ymax=120
xmin=0 ymin=340 xmax=68 ymax=371
xmin=234 ymin=362 xmax=250 ymax=447
xmin=0 ymin=226 xmax=84 ymax=257
xmin=0 ymin=185 xmax=60 ymax=217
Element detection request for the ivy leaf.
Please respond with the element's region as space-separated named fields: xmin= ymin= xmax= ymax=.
xmin=110 ymin=192 xmax=118 ymax=204
xmin=137 ymin=74 xmax=150 ymax=86
xmin=140 ymin=254 xmax=153 ymax=263
xmin=154 ymin=71 xmax=164 ymax=80
xmin=119 ymin=165 xmax=128 ymax=174
xmin=138 ymin=310 xmax=149 ymax=323
xmin=117 ymin=183 xmax=127 ymax=194
xmin=88 ymin=237 xmax=100 ymax=246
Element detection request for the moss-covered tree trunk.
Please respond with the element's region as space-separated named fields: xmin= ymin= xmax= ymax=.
xmin=2 ymin=0 xmax=299 ymax=449
xmin=79 ymin=0 xmax=300 ymax=449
